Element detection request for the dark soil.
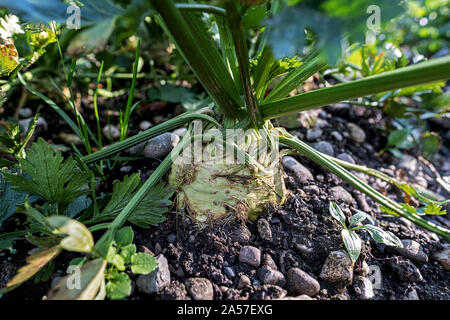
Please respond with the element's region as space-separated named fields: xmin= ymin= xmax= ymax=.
xmin=1 ymin=98 xmax=449 ymax=301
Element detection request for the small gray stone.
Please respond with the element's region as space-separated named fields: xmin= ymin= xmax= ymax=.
xmin=403 ymin=288 xmax=420 ymax=300
xmin=303 ymin=185 xmax=320 ymax=195
xmin=102 ymin=124 xmax=120 ymax=140
xmin=286 ymin=268 xmax=320 ymax=297
xmin=433 ymin=247 xmax=450 ymax=271
xmin=306 ymin=128 xmax=323 ymax=141
xmin=331 ymin=131 xmax=343 ymax=142
xmin=120 ymin=166 xmax=132 ymax=173
xmin=257 ymin=218 xmax=272 ymax=242
xmin=295 ymin=243 xmax=313 ymax=256
xmin=18 ymin=107 xmax=33 ymax=118
xmin=167 ymin=234 xmax=176 ymax=243
xmin=314 ymin=141 xmax=335 ymax=156
xmin=144 ymin=132 xmax=179 ymax=159
xmin=139 ymin=120 xmax=152 ymax=131
xmin=282 ymin=156 xmax=313 ymax=184
xmin=223 ymin=267 xmax=235 ymax=279
xmin=185 ymin=278 xmax=214 ymax=300
xmin=347 ymin=123 xmax=366 ymax=143
xmin=257 ymin=265 xmax=286 ymax=287
xmin=389 ymin=257 xmax=423 ymax=283
xmin=136 ymin=254 xmax=171 ymax=294
xmin=319 ymin=251 xmax=354 ymax=285
xmin=330 ymin=186 xmax=355 ymax=204
xmin=129 ymin=140 xmax=147 ymax=155
xmin=237 ymin=275 xmax=251 ymax=289
xmin=19 ymin=116 xmax=48 ymax=133
xmin=239 ymin=246 xmax=261 ymax=268
xmin=173 ymin=127 xmax=187 ymax=137
xmin=388 ymin=239 xmax=428 ymax=265
xmin=353 ymin=276 xmax=374 ymax=300
xmin=336 ymin=153 xmax=356 ymax=164
xmin=230 ymin=225 xmax=251 ymax=244
xmin=398 ymin=155 xmax=419 ymax=173
xmin=262 ymin=254 xmax=278 ymax=270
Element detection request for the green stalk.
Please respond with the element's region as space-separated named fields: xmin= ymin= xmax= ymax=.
xmin=93 ymin=61 xmax=104 ymax=148
xmin=175 ymin=3 xmax=226 ymax=16
xmin=262 ymin=55 xmax=450 ymax=120
xmin=151 ymin=0 xmax=244 ymax=119
xmin=120 ymin=39 xmax=140 ymax=141
xmin=279 ymin=134 xmax=450 ymax=242
xmin=225 ymin=1 xmax=260 ymax=128
xmin=81 ymin=113 xmax=220 ymax=164
xmin=253 ymin=46 xmax=274 ymax=102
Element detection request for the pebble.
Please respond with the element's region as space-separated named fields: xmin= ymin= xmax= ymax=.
xmin=286 ymin=268 xmax=320 ymax=296
xmin=173 ymin=127 xmax=188 ymax=137
xmin=237 ymin=275 xmax=251 ymax=289
xmin=102 ymin=124 xmax=120 ymax=140
xmin=262 ymin=254 xmax=278 ymax=270
xmin=329 ymin=186 xmax=355 ymax=204
xmin=154 ymin=243 xmax=162 ymax=255
xmin=303 ymin=185 xmax=320 ymax=195
xmin=319 ymin=251 xmax=354 ymax=285
xmin=167 ymin=234 xmax=176 ymax=244
xmin=185 ymin=278 xmax=214 ymax=300
xmin=403 ymin=288 xmax=420 ymax=300
xmin=281 ymin=156 xmax=314 ymax=184
xmin=223 ymin=267 xmax=235 ymax=279
xmin=353 ymin=276 xmax=374 ymax=300
xmin=294 ymin=243 xmax=313 ymax=256
xmin=257 ymin=265 xmax=286 ymax=287
xmin=331 ymin=131 xmax=343 ymax=142
xmin=347 ymin=123 xmax=366 ymax=143
xmin=18 ymin=107 xmax=33 ymax=118
xmin=136 ymin=254 xmax=171 ymax=294
xmin=120 ymin=166 xmax=132 ymax=173
xmin=306 ymin=128 xmax=322 ymax=141
xmin=433 ymin=247 xmax=450 ymax=271
xmin=19 ymin=116 xmax=48 ymax=133
xmin=336 ymin=153 xmax=355 ymax=164
xmin=139 ymin=120 xmax=152 ymax=131
xmin=143 ymin=132 xmax=179 ymax=159
xmin=389 ymin=257 xmax=423 ymax=283
xmin=277 ymin=294 xmax=313 ymax=300
xmin=388 ymin=239 xmax=428 ymax=265
xmin=257 ymin=218 xmax=272 ymax=242
xmin=230 ymin=225 xmax=251 ymax=244
xmin=397 ymin=155 xmax=419 ymax=174
xmin=239 ymin=246 xmax=261 ymax=268
xmin=129 ymin=140 xmax=147 ymax=155
xmin=314 ymin=141 xmax=335 ymax=156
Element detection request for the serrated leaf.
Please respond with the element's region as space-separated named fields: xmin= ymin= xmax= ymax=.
xmin=0 ymin=170 xmax=28 ymax=226
xmin=93 ymin=174 xmax=172 ymax=227
xmin=359 ymin=225 xmax=403 ymax=247
xmin=4 ymin=138 xmax=90 ymax=206
xmin=130 ymin=252 xmax=157 ymax=275
xmin=329 ymin=201 xmax=346 ymax=228
xmin=119 ymin=244 xmax=136 ymax=265
xmin=48 ymin=258 xmax=106 ymax=300
xmin=114 ymin=226 xmax=134 ymax=248
xmin=105 ymin=272 xmax=131 ymax=300
xmin=3 ymin=246 xmax=61 ymax=291
xmin=423 ymin=202 xmax=446 ymax=216
xmin=341 ymin=229 xmax=361 ymax=263
xmin=349 ymin=211 xmax=367 ymax=227
xmin=47 ymin=216 xmax=94 ymax=253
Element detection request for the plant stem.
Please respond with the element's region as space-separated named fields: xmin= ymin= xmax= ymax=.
xmin=279 ymin=134 xmax=450 ymax=242
xmin=262 ymin=55 xmax=450 ymax=120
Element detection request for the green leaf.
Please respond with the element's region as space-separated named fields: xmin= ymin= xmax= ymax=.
xmin=4 ymin=138 xmax=90 ymax=205
xmin=131 ymin=252 xmax=157 ymax=275
xmin=93 ymin=174 xmax=172 ymax=227
xmin=105 ymin=272 xmax=131 ymax=300
xmin=47 ymin=216 xmax=94 ymax=253
xmin=0 ymin=170 xmax=28 ymax=226
xmin=358 ymin=225 xmax=403 ymax=247
xmin=119 ymin=244 xmax=136 ymax=264
xmin=114 ymin=226 xmax=134 ymax=248
xmin=0 ymin=39 xmax=19 ymax=77
xmin=423 ymin=202 xmax=446 ymax=216
xmin=69 ymin=257 xmax=87 ymax=268
xmin=341 ymin=229 xmax=361 ymax=263
xmin=420 ymin=132 xmax=440 ymax=158
xmin=111 ymin=254 xmax=126 ymax=271
xmin=349 ymin=211 xmax=367 ymax=227
xmin=387 ymin=128 xmax=410 ymax=148
xmin=329 ymin=202 xmax=346 ymax=228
